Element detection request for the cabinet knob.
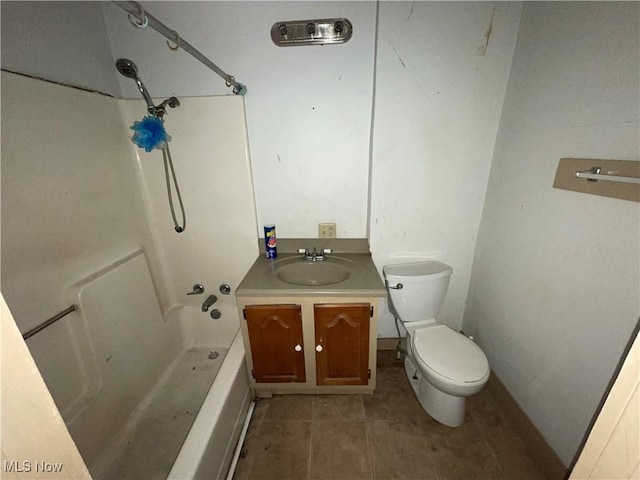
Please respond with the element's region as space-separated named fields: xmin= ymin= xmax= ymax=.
xmin=316 ymin=345 xmax=323 ymax=352
xmin=294 ymin=344 xmax=302 ymax=352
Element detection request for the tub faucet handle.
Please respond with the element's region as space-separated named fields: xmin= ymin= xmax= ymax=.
xmin=187 ymin=284 xmax=205 ymax=295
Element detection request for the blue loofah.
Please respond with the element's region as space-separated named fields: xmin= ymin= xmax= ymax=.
xmin=130 ymin=116 xmax=172 ymax=152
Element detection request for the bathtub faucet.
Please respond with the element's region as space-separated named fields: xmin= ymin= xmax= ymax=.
xmin=202 ymin=295 xmax=218 ymax=312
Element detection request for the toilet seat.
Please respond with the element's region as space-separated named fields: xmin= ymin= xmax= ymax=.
xmin=411 ymin=325 xmax=489 ymax=384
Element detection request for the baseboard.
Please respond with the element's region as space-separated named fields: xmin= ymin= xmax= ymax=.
xmin=377 ymin=337 xmax=405 ymax=351
xmin=487 ymin=371 xmax=570 ymax=480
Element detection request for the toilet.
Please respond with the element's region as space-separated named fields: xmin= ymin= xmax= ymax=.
xmin=383 ymin=261 xmax=489 ymax=427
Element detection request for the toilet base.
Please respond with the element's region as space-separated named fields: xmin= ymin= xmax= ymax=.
xmin=404 ymin=355 xmax=466 ymax=427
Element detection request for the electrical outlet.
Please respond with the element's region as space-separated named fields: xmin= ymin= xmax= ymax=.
xmin=319 ymin=223 xmax=337 ymax=238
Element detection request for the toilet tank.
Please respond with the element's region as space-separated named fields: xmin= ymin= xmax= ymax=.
xmin=383 ymin=261 xmax=452 ymax=323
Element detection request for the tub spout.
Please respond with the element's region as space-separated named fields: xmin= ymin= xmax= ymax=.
xmin=202 ymin=294 xmax=217 ymax=312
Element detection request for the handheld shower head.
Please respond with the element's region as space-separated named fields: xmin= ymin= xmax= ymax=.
xmin=115 ymin=58 xmax=138 ymax=78
xmin=115 ymin=58 xmax=156 ymax=116
xmin=116 ymin=59 xmax=185 ymax=233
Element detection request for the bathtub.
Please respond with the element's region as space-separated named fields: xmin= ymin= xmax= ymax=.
xmin=168 ymin=330 xmax=251 ymax=480
xmin=89 ymin=327 xmax=251 ymax=480
xmin=28 ymin=251 xmax=252 ymax=480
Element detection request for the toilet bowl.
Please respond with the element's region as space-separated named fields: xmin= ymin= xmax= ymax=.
xmin=383 ymin=261 xmax=489 ymax=427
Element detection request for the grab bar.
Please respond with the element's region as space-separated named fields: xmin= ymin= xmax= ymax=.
xmin=22 ymin=305 xmax=78 ymax=340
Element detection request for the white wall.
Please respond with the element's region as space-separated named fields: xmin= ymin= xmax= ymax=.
xmin=0 ymin=1 xmax=121 ymax=97
xmin=0 ymin=72 xmax=156 ymax=437
xmin=1 ymin=1 xmax=260 ymax=326
xmin=464 ymin=2 xmax=640 ymax=466
xmin=102 ymin=1 xmax=376 ymax=238
xmin=370 ymin=2 xmax=522 ymax=336
xmin=0 ymin=72 xmax=145 ymax=333
xmin=1 ymin=4 xmax=145 ymax=332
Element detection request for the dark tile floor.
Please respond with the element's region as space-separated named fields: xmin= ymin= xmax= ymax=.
xmin=233 ymin=351 xmax=549 ymax=480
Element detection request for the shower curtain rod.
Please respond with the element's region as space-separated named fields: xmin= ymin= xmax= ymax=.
xmin=112 ymin=1 xmax=247 ymax=95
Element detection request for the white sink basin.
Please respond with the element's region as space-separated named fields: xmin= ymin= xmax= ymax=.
xmin=274 ymin=258 xmax=357 ymax=286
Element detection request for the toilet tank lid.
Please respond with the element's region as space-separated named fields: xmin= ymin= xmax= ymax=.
xmin=383 ymin=261 xmax=452 ymax=280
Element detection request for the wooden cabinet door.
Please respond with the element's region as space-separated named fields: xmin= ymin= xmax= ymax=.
xmin=244 ymin=304 xmax=305 ymax=383
xmin=314 ymin=303 xmax=370 ymax=386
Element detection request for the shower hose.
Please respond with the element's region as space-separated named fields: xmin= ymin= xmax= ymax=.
xmin=162 ymin=144 xmax=186 ymax=233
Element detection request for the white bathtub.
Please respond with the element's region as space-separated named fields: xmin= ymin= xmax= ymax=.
xmin=29 ymin=252 xmax=252 ymax=480
xmin=168 ymin=330 xmax=251 ymax=480
xmin=81 ymin=305 xmax=251 ymax=480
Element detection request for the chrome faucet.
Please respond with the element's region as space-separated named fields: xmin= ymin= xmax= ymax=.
xmin=297 ymin=248 xmax=333 ymax=261
xmin=202 ymin=294 xmax=218 ymax=312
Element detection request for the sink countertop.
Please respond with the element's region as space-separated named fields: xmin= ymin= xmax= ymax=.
xmin=236 ymin=252 xmax=387 ymax=298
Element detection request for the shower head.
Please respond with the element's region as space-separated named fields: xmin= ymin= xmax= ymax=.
xmin=115 ymin=58 xmax=156 ymax=116
xmin=115 ymin=58 xmax=138 ymax=79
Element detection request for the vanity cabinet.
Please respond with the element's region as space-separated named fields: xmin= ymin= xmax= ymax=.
xmin=238 ymin=297 xmax=379 ymax=395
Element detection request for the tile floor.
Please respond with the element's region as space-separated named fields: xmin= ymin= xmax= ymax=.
xmin=233 ymin=351 xmax=549 ymax=480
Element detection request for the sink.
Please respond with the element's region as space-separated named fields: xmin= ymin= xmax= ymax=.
xmin=274 ymin=258 xmax=354 ymax=286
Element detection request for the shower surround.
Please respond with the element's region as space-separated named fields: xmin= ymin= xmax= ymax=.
xmin=1 ymin=71 xmax=259 ymax=478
